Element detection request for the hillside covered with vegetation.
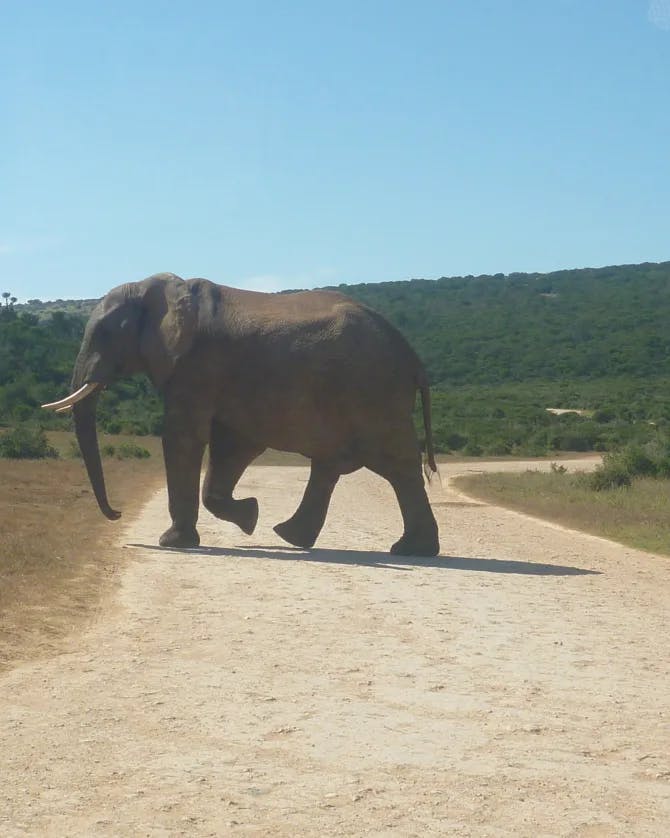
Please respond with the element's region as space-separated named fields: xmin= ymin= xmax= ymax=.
xmin=336 ymin=260 xmax=670 ymax=454
xmin=2 ymin=259 xmax=670 ymax=455
xmin=0 ymin=304 xmax=162 ymax=438
xmin=338 ymin=261 xmax=670 ymax=386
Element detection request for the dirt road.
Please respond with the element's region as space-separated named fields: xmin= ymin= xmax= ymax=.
xmin=1 ymin=459 xmax=669 ymax=836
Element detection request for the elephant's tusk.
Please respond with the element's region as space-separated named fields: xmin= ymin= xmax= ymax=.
xmin=55 ymin=405 xmax=73 ymax=413
xmin=42 ymin=382 xmax=99 ymax=410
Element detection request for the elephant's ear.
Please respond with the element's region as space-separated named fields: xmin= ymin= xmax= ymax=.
xmin=139 ymin=275 xmax=197 ymax=386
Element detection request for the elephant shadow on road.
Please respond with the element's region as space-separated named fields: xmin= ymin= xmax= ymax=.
xmin=127 ymin=543 xmax=600 ymax=577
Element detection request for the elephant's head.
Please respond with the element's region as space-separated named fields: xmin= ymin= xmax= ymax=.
xmin=42 ymin=272 xmax=197 ymax=520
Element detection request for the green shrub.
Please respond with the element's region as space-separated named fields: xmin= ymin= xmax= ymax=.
xmin=582 ymin=440 xmax=670 ymax=490
xmin=0 ymin=425 xmax=59 ymax=459
xmin=616 ymin=445 xmax=657 ymax=477
xmin=69 ymin=441 xmax=151 ymax=460
xmin=117 ymin=442 xmax=151 ymax=459
xmin=69 ymin=442 xmax=151 ymax=460
xmin=583 ymin=462 xmax=632 ymax=491
xmin=639 ymin=437 xmax=670 ymax=478
xmin=463 ymin=441 xmax=483 ymax=456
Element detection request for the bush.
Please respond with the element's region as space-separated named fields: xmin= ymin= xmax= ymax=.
xmin=615 ymin=445 xmax=657 ymax=477
xmin=117 ymin=442 xmax=151 ymax=459
xmin=0 ymin=425 xmax=59 ymax=459
xmin=640 ymin=437 xmax=670 ymax=478
xmin=70 ymin=441 xmax=151 ymax=460
xmin=583 ymin=461 xmax=632 ymax=491
xmin=463 ymin=441 xmax=483 ymax=456
xmin=582 ymin=440 xmax=670 ymax=490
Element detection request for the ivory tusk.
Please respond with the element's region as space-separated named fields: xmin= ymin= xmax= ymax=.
xmin=55 ymin=405 xmax=73 ymax=413
xmin=41 ymin=382 xmax=99 ymax=410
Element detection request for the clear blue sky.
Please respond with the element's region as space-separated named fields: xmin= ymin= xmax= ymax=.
xmin=2 ymin=1 xmax=669 ymax=301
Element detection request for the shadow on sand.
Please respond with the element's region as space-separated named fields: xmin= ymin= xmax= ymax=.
xmin=127 ymin=542 xmax=599 ymax=577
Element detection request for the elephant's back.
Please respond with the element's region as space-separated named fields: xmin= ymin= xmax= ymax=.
xmin=197 ymin=284 xmax=426 ymax=457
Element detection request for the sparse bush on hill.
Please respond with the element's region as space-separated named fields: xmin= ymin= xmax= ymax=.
xmin=0 ymin=425 xmax=59 ymax=459
xmin=581 ymin=457 xmax=632 ymax=491
xmin=109 ymin=442 xmax=151 ymax=460
xmin=581 ymin=437 xmax=670 ymax=490
xmin=71 ymin=441 xmax=151 ymax=460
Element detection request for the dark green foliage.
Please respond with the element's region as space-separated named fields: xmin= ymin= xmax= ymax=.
xmin=0 ymin=305 xmax=162 ymax=436
xmin=337 ymin=261 xmax=670 ymax=387
xmin=96 ymin=378 xmax=163 ymax=435
xmin=583 ymin=458 xmax=633 ymax=491
xmin=117 ymin=442 xmax=151 ymax=459
xmin=581 ymin=438 xmax=670 ymax=490
xmin=101 ymin=443 xmax=151 ymax=460
xmin=0 ymin=425 xmax=59 ymax=459
xmin=0 ymin=306 xmax=84 ymax=426
xmin=415 ymin=379 xmax=668 ymax=456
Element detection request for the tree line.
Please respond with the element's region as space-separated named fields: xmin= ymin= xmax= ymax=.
xmin=2 ymin=259 xmax=670 ymax=455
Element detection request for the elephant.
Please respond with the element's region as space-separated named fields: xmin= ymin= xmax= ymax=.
xmin=43 ymin=273 xmax=440 ymax=556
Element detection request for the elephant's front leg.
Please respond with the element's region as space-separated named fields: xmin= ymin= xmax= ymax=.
xmin=160 ymin=425 xmax=206 ymax=548
xmin=274 ymin=461 xmax=339 ymax=549
xmin=202 ymin=421 xmax=265 ymax=535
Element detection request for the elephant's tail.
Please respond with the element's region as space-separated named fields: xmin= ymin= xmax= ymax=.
xmin=419 ymin=376 xmax=438 ymax=482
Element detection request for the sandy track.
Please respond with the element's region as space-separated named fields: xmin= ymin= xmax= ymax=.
xmin=1 ymin=459 xmax=669 ymax=836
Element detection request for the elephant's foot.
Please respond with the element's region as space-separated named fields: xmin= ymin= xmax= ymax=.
xmin=390 ymin=528 xmax=439 ymax=558
xmin=159 ymin=524 xmax=200 ymax=549
xmin=203 ymin=495 xmax=259 ymax=535
xmin=273 ymin=517 xmax=317 ymax=549
xmin=234 ymin=497 xmax=259 ymax=535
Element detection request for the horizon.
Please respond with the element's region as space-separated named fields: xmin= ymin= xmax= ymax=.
xmin=12 ymin=256 xmax=670 ymax=306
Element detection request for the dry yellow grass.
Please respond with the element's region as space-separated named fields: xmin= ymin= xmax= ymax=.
xmin=0 ymin=440 xmax=164 ymax=670
xmin=0 ymin=433 xmax=313 ymax=670
xmin=455 ymin=469 xmax=670 ymax=557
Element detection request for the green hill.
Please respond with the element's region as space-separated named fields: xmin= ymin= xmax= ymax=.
xmin=332 ymin=261 xmax=670 ymax=453
xmin=3 ymin=259 xmax=670 ymax=455
xmin=16 ymin=298 xmax=100 ymax=320
xmin=332 ymin=261 xmax=670 ymax=386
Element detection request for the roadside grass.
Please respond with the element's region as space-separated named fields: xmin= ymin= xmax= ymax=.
xmin=0 ymin=435 xmax=164 ymax=670
xmin=47 ymin=431 xmax=309 ymax=465
xmin=455 ymin=469 xmax=670 ymax=557
xmin=0 ymin=432 xmax=313 ymax=669
xmin=47 ymin=429 xmax=163 ymax=459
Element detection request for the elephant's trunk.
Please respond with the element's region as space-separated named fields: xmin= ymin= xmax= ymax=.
xmin=73 ymin=393 xmax=122 ymax=521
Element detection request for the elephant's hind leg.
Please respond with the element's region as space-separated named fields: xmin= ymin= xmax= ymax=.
xmin=368 ymin=436 xmax=439 ymax=557
xmin=385 ymin=471 xmax=439 ymax=557
xmin=202 ymin=423 xmax=264 ymax=535
xmin=274 ymin=461 xmax=339 ymax=549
